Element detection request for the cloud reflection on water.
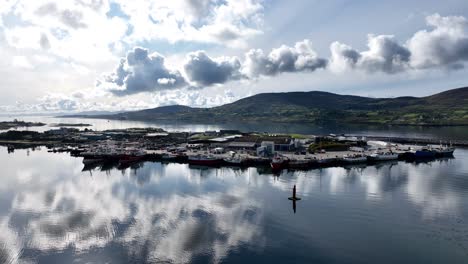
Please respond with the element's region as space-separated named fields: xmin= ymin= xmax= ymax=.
xmin=0 ymin=148 xmax=467 ymax=263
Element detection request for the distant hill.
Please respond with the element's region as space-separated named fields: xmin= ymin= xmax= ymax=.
xmin=72 ymin=87 xmax=468 ymax=126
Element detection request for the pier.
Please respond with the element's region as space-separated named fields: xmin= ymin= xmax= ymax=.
xmin=0 ymin=127 xmax=459 ymax=171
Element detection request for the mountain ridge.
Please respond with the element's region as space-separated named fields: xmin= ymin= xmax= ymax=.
xmin=64 ymin=87 xmax=468 ymax=126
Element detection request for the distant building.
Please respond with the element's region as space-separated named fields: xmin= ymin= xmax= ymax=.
xmin=257 ymin=141 xmax=275 ymax=156
xmin=232 ymin=135 xmax=295 ymax=152
xmin=204 ymin=131 xmax=218 ymax=136
xmin=227 ymin=141 xmax=257 ymax=150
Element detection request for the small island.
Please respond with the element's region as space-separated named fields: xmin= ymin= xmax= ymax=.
xmin=0 ymin=120 xmax=46 ymax=130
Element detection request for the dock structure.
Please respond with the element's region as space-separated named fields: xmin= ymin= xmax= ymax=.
xmin=0 ymin=127 xmax=458 ymax=171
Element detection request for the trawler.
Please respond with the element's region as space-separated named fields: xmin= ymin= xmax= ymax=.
xmin=188 ymin=154 xmax=223 ymax=166
xmin=367 ymin=152 xmax=399 ymax=161
xmin=342 ymin=154 xmax=367 ymax=163
xmin=223 ymin=155 xmax=245 ymax=166
xmin=271 ymin=154 xmax=288 ymax=170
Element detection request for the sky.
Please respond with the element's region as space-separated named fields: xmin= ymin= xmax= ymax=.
xmin=1 ymin=0 xmax=468 ymax=113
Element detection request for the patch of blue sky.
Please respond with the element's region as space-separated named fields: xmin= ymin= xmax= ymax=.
xmin=106 ymin=2 xmax=129 ymax=20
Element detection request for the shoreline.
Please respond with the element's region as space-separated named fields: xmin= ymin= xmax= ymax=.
xmin=58 ymin=115 xmax=468 ymax=127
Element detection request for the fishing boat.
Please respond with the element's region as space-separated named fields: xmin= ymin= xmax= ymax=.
xmin=288 ymin=159 xmax=311 ymax=170
xmin=271 ymin=155 xmax=288 ymax=170
xmin=414 ymin=148 xmax=435 ymax=159
xmin=188 ymin=154 xmax=223 ymax=166
xmin=82 ymin=157 xmax=104 ymax=165
xmin=342 ymin=154 xmax=367 ymax=164
xmin=223 ymin=155 xmax=245 ymax=166
xmin=431 ymin=145 xmax=455 ymax=157
xmin=317 ymin=157 xmax=336 ymax=166
xmin=162 ymin=153 xmax=178 ymax=161
xmin=118 ymin=149 xmax=146 ymax=166
xmin=367 ymin=152 xmax=399 ymax=161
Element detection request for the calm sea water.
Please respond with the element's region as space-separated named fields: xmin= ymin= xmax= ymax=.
xmin=1 ymin=115 xmax=468 ymax=140
xmin=1 ymin=146 xmax=468 ymax=263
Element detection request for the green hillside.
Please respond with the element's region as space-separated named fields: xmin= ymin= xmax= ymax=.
xmin=93 ymin=87 xmax=468 ymax=126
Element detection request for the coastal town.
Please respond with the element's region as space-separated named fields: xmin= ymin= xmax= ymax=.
xmin=0 ymin=123 xmax=457 ymax=172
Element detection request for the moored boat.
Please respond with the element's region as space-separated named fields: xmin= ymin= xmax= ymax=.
xmin=414 ymin=148 xmax=435 ymax=159
xmin=271 ymin=155 xmax=288 ymax=170
xmin=188 ymin=154 xmax=223 ymax=166
xmin=343 ymin=154 xmax=367 ymax=164
xmin=119 ymin=155 xmax=143 ymax=165
xmin=83 ymin=157 xmax=104 ymax=165
xmin=367 ymin=152 xmax=399 ymax=161
xmin=162 ymin=153 xmax=178 ymax=161
xmin=288 ymin=159 xmax=311 ymax=169
xmin=431 ymin=146 xmax=455 ymax=157
xmin=223 ymin=155 xmax=245 ymax=166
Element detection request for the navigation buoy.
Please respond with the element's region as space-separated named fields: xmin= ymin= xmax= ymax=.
xmin=288 ymin=185 xmax=301 ymax=201
xmin=288 ymin=185 xmax=301 ymax=214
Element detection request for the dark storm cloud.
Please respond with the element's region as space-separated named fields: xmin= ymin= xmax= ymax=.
xmin=104 ymin=47 xmax=187 ymax=96
xmin=184 ymin=50 xmax=242 ymax=86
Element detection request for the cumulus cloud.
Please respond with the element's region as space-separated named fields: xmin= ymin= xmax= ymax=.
xmin=408 ymin=13 xmax=468 ymax=69
xmin=330 ymin=35 xmax=410 ymax=74
xmin=242 ymin=39 xmax=327 ymax=78
xmin=184 ymin=51 xmax=243 ymax=86
xmin=102 ymin=40 xmax=327 ymax=93
xmin=330 ymin=14 xmax=468 ymax=74
xmin=102 ymin=47 xmax=186 ymax=96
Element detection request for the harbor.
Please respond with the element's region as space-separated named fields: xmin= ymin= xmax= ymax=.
xmin=0 ymin=125 xmax=458 ymax=172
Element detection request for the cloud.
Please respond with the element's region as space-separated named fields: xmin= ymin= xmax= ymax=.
xmin=59 ymin=9 xmax=87 ymax=29
xmin=35 ymin=3 xmax=87 ymax=29
xmin=330 ymin=14 xmax=468 ymax=74
xmin=39 ymin=33 xmax=50 ymax=50
xmin=102 ymin=47 xmax=187 ymax=96
xmin=407 ymin=13 xmax=468 ymax=69
xmin=329 ymin=42 xmax=361 ymax=73
xmin=102 ymin=40 xmax=327 ymax=93
xmin=242 ymin=39 xmax=327 ymax=78
xmin=330 ymin=35 xmax=410 ymax=74
xmin=11 ymin=56 xmax=34 ymax=69
xmin=184 ymin=0 xmax=214 ymax=20
xmin=184 ymin=51 xmax=243 ymax=86
xmin=115 ymin=0 xmax=264 ymax=47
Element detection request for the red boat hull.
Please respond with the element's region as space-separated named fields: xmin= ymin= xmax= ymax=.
xmin=271 ymin=162 xmax=286 ymax=170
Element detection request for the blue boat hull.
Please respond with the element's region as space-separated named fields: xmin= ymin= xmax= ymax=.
xmin=415 ymin=150 xmax=435 ymax=158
